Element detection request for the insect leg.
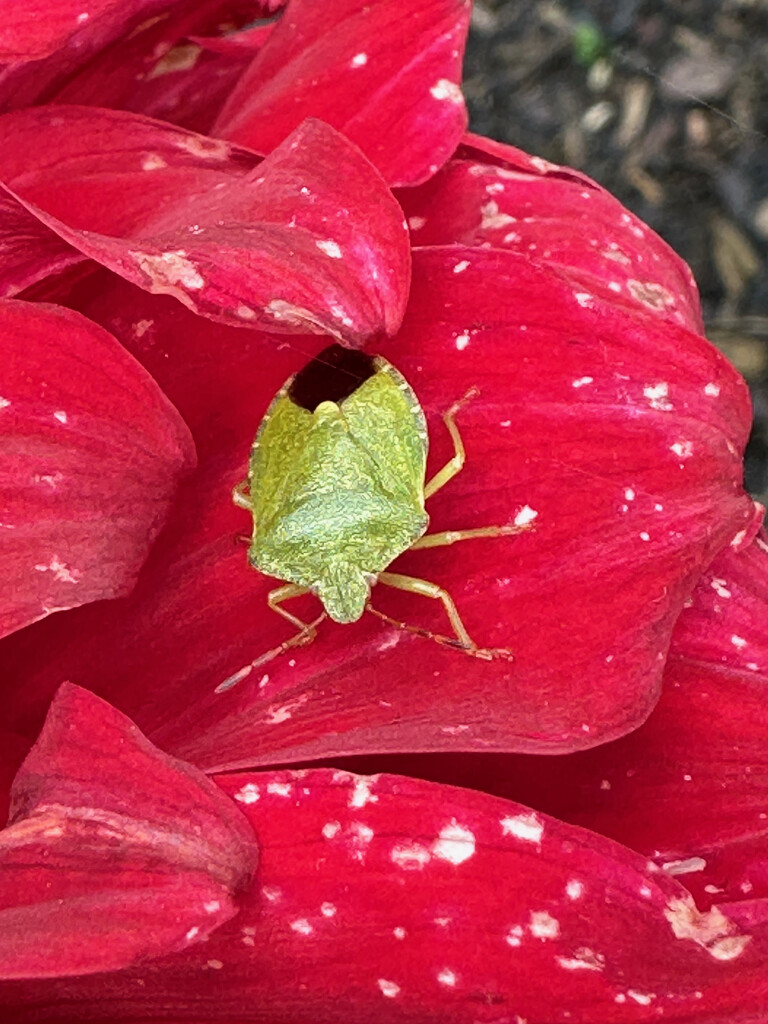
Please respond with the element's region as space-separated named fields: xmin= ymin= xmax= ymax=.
xmin=410 ymin=522 xmax=533 ymax=550
xmin=215 ymin=584 xmax=325 ymax=693
xmin=423 ymin=387 xmax=478 ymax=499
xmin=232 ymin=479 xmax=251 ymax=509
xmin=369 ymin=571 xmax=513 ymax=661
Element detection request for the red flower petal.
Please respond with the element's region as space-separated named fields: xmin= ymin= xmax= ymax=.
xmin=213 ymin=0 xmax=472 ymax=186
xmin=51 ymin=5 xmax=262 ymax=135
xmin=366 ymin=538 xmax=768 ymax=916
xmin=2 ymin=769 xmax=766 ymax=1019
xmin=0 ymin=246 xmax=754 ymax=760
xmin=0 ymin=107 xmax=411 ymax=344
xmin=0 ymin=193 xmax=84 ymax=297
xmin=0 ymin=684 xmax=257 ymax=979
xmin=0 ymin=0 xmax=176 ymax=63
xmin=0 ymin=298 xmax=195 ymax=639
xmin=399 ymin=135 xmax=703 ymax=334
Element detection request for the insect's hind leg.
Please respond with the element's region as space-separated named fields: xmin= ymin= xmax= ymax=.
xmin=423 ymin=387 xmax=479 ymax=500
xmin=215 ymin=584 xmax=326 ymax=693
xmin=367 ymin=571 xmax=513 ymax=661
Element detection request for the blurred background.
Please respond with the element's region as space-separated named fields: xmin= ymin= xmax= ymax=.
xmin=463 ymin=0 xmax=768 ymax=500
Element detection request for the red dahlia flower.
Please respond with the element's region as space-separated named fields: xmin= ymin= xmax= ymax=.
xmin=0 ymin=1 xmax=767 ymax=1021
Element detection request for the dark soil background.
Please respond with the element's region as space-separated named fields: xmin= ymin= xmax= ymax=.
xmin=464 ymin=0 xmax=768 ymax=502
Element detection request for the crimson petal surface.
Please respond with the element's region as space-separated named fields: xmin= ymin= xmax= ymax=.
xmin=0 ymin=246 xmax=755 ymax=758
xmin=400 ymin=133 xmax=703 ymax=334
xmin=0 ymin=107 xmax=411 ymax=344
xmin=0 ymin=684 xmax=258 ymax=979
xmin=1 ymin=768 xmax=766 ymax=1020
xmin=0 ymin=298 xmax=195 ymax=639
xmin=214 ymin=0 xmax=472 ymax=186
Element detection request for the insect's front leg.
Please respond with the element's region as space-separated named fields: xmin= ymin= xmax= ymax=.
xmin=423 ymin=387 xmax=478 ymax=500
xmin=215 ymin=584 xmax=325 ymax=693
xmin=232 ymin=479 xmax=251 ymax=509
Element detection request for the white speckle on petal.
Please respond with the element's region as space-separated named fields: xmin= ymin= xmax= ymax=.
xmin=731 ymin=635 xmax=747 ymax=648
xmin=349 ymin=776 xmax=379 ymax=808
xmin=266 ymin=781 xmax=292 ymax=797
xmin=574 ymin=291 xmax=595 ymax=308
xmin=627 ymin=991 xmax=656 ymax=1006
xmin=351 ymin=52 xmax=368 ymax=67
xmin=644 ymin=382 xmax=672 ymax=410
xmin=670 ymin=440 xmax=694 ymax=459
xmin=261 ymin=886 xmax=282 ymax=902
xmin=378 ymin=979 xmax=400 ymax=998
xmin=437 ymin=968 xmax=457 ymax=987
xmin=480 ymin=199 xmax=516 ymax=230
xmin=514 ymin=505 xmax=538 ymax=527
xmin=141 ymin=153 xmax=167 ymax=171
xmin=624 ymin=488 xmax=635 ymax=501
xmin=54 ymin=410 xmax=68 ymax=423
xmin=135 ymin=250 xmax=204 ymax=290
xmin=501 ymin=812 xmax=543 ymax=844
xmin=205 ymin=959 xmax=224 ymax=970
xmin=322 ymin=821 xmax=341 ymax=839
xmin=710 ymin=578 xmax=732 ymax=599
xmin=453 ymin=259 xmax=470 ymax=274
xmin=664 ymin=897 xmax=751 ymax=961
xmin=321 ymin=902 xmax=337 ymax=918
xmin=34 ymin=556 xmax=80 ymax=584
xmin=704 ymin=382 xmax=721 ymax=397
xmin=0 ymin=397 xmax=10 ymax=408
xmin=505 ymin=925 xmax=524 ymax=947
xmin=432 ymin=821 xmax=476 ymax=865
xmin=572 ymin=376 xmax=594 ymax=388
xmin=529 ymin=910 xmax=560 ymax=939
xmin=639 ymin=531 xmax=650 ymax=541
xmin=557 ymin=948 xmax=605 ymax=971
xmin=662 ymin=857 xmax=707 ymax=876
xmin=316 ymin=239 xmax=342 ymax=259
xmin=236 ymin=305 xmax=256 ymax=320
xmin=290 ymin=918 xmax=314 ymax=936
xmin=204 ymin=900 xmax=221 ymax=913
xmin=455 ymin=333 xmax=470 ymax=351
xmin=430 ymin=79 xmax=463 ymax=103
xmin=566 ymin=879 xmax=584 ymax=900
xmin=408 ymin=215 xmax=426 ymax=231
xmin=393 ymin=926 xmax=406 ymax=940
xmin=234 ymin=783 xmax=260 ymax=805
xmin=185 ymin=926 xmax=200 ymax=941
xmin=391 ymin=842 xmax=431 ymax=870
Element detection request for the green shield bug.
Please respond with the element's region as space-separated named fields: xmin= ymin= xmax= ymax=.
xmin=216 ymin=344 xmax=533 ymax=692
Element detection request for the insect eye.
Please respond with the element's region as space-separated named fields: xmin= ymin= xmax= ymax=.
xmin=288 ymin=343 xmax=376 ymax=412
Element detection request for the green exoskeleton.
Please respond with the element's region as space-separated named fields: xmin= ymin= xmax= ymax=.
xmin=216 ymin=345 xmax=532 ymax=692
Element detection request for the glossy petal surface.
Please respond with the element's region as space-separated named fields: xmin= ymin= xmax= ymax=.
xmin=214 ymin=0 xmax=472 ymax=186
xmin=1 ymin=769 xmax=766 ymax=1020
xmin=400 ymin=134 xmax=703 ymax=333
xmin=0 ymin=247 xmax=754 ymax=758
xmin=0 ymin=108 xmax=411 ymax=344
xmin=0 ymin=195 xmax=84 ymax=298
xmin=0 ymin=298 xmax=195 ymax=639
xmin=0 ymin=684 xmax=257 ymax=979
xmin=0 ymin=0 xmax=176 ymax=63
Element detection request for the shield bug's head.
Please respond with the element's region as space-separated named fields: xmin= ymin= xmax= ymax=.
xmin=288 ymin=343 xmax=377 ymax=411
xmin=314 ymin=562 xmax=371 ymax=624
